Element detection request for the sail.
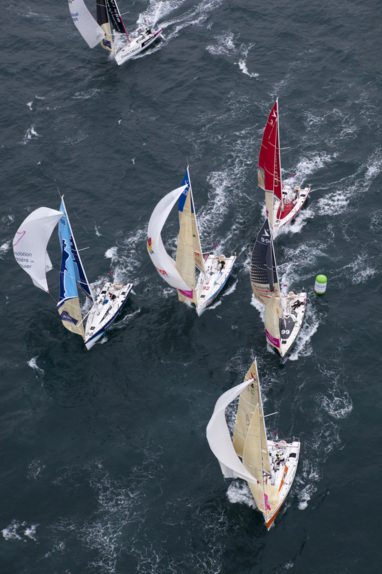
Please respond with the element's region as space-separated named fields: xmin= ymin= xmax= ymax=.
xmin=97 ymin=0 xmax=114 ymax=52
xmin=264 ymin=295 xmax=283 ymax=351
xmin=68 ymin=0 xmax=105 ymax=49
xmin=233 ymin=360 xmax=278 ymax=515
xmin=180 ymin=168 xmax=205 ymax=273
xmin=258 ymin=100 xmax=282 ymax=228
xmin=250 ymin=218 xmax=280 ymax=306
xmin=147 ymin=185 xmax=193 ymax=294
xmin=58 ymin=199 xmax=93 ymax=301
xmin=206 ymin=380 xmax=260 ymax=485
xmin=243 ymin=411 xmax=279 ymax=515
xmin=57 ymin=206 xmax=86 ymax=340
xmin=13 ymin=207 xmax=64 ymax=292
xmin=106 ymin=0 xmax=128 ymax=37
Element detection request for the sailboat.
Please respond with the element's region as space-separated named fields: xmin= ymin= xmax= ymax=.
xmin=250 ymin=217 xmax=306 ymax=358
xmin=206 ymin=359 xmax=300 ymax=530
xmin=68 ymin=0 xmax=162 ymax=65
xmin=13 ymin=198 xmax=133 ymax=350
xmin=258 ymin=99 xmax=311 ymax=234
xmin=147 ymin=167 xmax=236 ymax=316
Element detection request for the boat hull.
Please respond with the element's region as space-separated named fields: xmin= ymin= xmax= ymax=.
xmin=273 ymin=185 xmax=311 ymax=234
xmin=276 ymin=292 xmax=306 ymax=359
xmin=84 ymin=282 xmax=133 ymax=350
xmin=115 ymin=28 xmax=162 ymax=65
xmin=264 ymin=439 xmax=300 ymax=530
xmin=195 ymin=254 xmax=236 ymax=316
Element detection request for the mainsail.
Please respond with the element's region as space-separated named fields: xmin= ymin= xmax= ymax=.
xmin=97 ymin=0 xmax=114 ymax=52
xmin=250 ymin=218 xmax=284 ymax=351
xmin=57 ymin=198 xmax=92 ymax=339
xmin=147 ymin=185 xmax=193 ymax=294
xmin=68 ymin=0 xmax=105 ymax=49
xmin=233 ymin=361 xmax=279 ymax=516
xmin=258 ymin=99 xmax=282 ymax=228
xmin=176 ymin=168 xmax=205 ymax=303
xmin=106 ymin=0 xmax=129 ymax=37
xmin=13 ymin=207 xmax=64 ymax=292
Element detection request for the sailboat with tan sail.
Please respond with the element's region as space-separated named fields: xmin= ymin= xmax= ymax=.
xmin=147 ymin=167 xmax=236 ymax=315
xmin=206 ymin=359 xmax=300 ymax=530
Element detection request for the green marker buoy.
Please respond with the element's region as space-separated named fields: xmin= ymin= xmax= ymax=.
xmin=314 ymin=274 xmax=327 ymax=294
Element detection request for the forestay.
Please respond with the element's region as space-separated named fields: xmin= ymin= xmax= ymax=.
xmin=68 ymin=0 xmax=105 ymax=49
xmin=147 ymin=185 xmax=192 ymax=293
xmin=13 ymin=207 xmax=64 ymax=293
xmin=257 ymin=99 xmax=282 ymax=228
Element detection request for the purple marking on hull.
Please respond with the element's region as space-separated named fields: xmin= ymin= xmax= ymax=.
xmin=266 ymin=330 xmax=280 ymax=348
xmin=179 ymin=289 xmax=193 ymax=299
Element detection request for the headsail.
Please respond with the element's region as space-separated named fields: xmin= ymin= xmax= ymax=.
xmin=258 ymin=100 xmax=282 ymax=228
xmin=13 ymin=207 xmax=64 ymax=293
xmin=68 ymin=0 xmax=105 ymax=49
xmin=147 ymin=185 xmax=193 ymax=294
xmin=97 ymin=0 xmax=114 ymax=52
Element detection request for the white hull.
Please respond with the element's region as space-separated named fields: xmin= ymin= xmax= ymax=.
xmin=273 ymin=185 xmax=311 ymax=234
xmin=115 ymin=28 xmax=162 ymax=65
xmin=263 ymin=439 xmax=300 ymax=529
xmin=85 ymin=282 xmax=133 ymax=350
xmin=277 ymin=291 xmax=306 ymax=358
xmin=195 ymin=254 xmax=236 ymax=316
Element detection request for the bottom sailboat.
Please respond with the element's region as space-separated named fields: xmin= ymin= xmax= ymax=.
xmin=206 ymin=359 xmax=300 ymax=530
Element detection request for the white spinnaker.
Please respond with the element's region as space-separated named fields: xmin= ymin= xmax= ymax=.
xmin=206 ymin=380 xmax=258 ymax=484
xmin=147 ymin=185 xmax=193 ymax=292
xmin=68 ymin=0 xmax=105 ymax=49
xmin=13 ymin=208 xmax=63 ymax=292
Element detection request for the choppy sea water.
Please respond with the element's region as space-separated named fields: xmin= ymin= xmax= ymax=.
xmin=1 ymin=0 xmax=382 ymax=572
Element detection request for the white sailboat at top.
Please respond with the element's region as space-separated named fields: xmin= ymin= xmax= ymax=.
xmin=206 ymin=359 xmax=300 ymax=530
xmin=13 ymin=198 xmax=132 ymax=350
xmin=147 ymin=167 xmax=236 ymax=316
xmin=258 ymin=99 xmax=311 ymax=234
xmin=250 ymin=218 xmax=306 ymax=359
xmin=68 ymin=0 xmax=162 ymax=65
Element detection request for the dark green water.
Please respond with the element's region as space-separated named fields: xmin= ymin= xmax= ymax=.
xmin=1 ymin=0 xmax=382 ymax=572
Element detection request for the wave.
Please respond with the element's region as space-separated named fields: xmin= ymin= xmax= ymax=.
xmin=2 ymin=520 xmax=38 ymax=543
xmin=27 ymin=356 xmax=45 ymax=376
